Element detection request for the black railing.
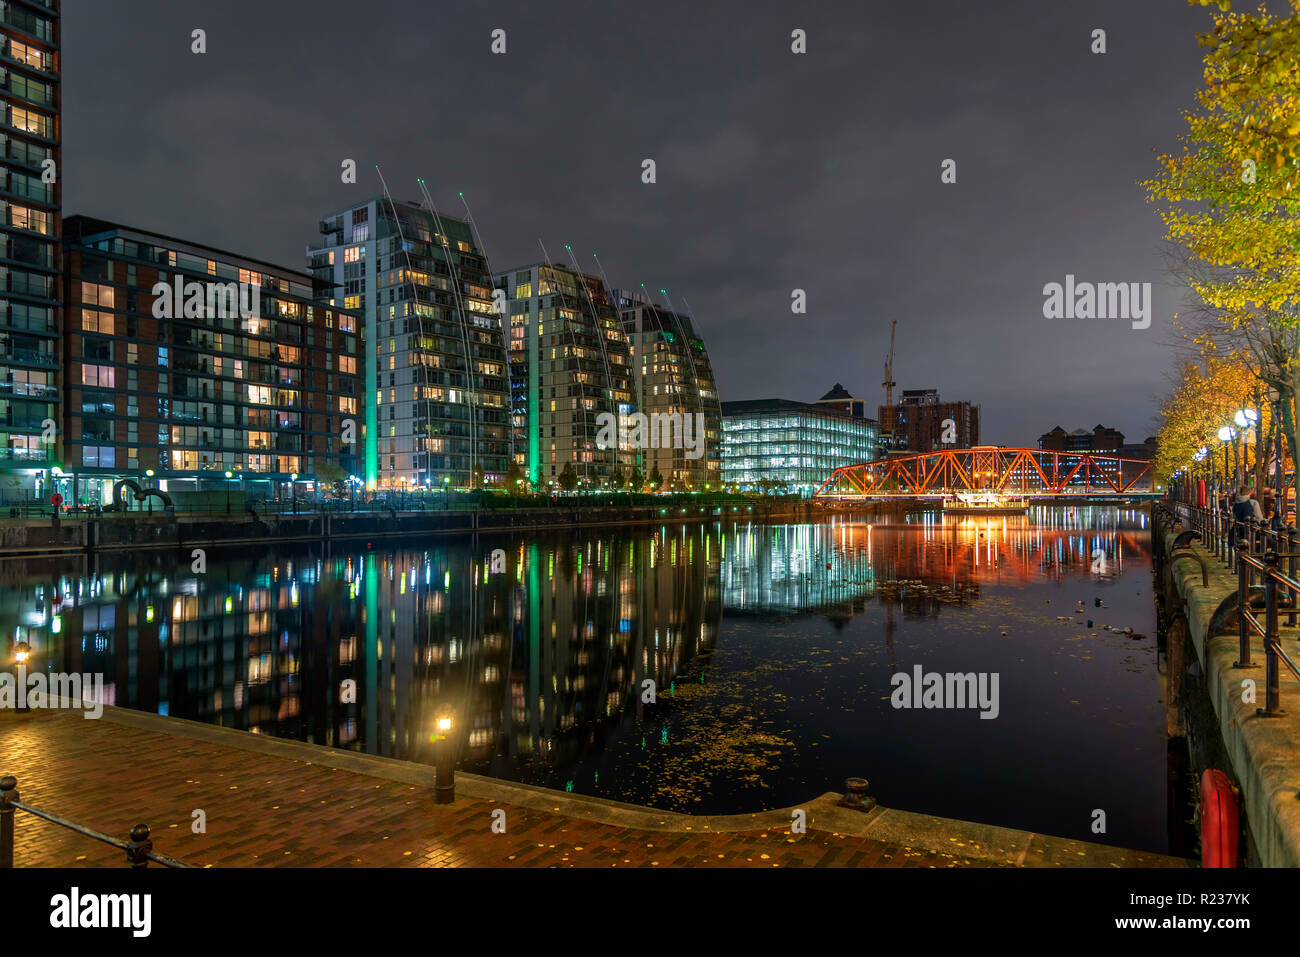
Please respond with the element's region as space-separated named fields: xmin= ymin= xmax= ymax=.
xmin=0 ymin=776 xmax=190 ymax=868
xmin=1164 ymin=503 xmax=1300 ymax=714
xmin=1235 ymin=550 xmax=1300 ymax=717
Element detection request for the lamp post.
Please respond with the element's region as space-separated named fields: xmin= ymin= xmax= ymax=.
xmin=432 ymin=706 xmax=456 ymax=804
xmin=290 ymin=472 xmax=298 ymax=514
xmin=1219 ymin=426 xmax=1235 ymax=490
xmin=144 ymin=469 xmax=155 ymax=515
xmin=224 ymin=470 xmax=233 ymax=514
xmin=1235 ymin=408 xmax=1258 ymax=488
xmin=1266 ymin=386 xmax=1284 ymax=529
xmin=443 ymin=474 xmax=451 ymax=510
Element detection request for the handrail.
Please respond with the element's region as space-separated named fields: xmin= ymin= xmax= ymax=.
xmin=1156 ymin=505 xmax=1300 ymax=713
xmin=1235 ymin=550 xmax=1300 ymax=718
xmin=0 ymin=776 xmax=190 ymax=868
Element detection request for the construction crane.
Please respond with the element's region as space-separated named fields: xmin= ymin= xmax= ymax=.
xmin=881 ymin=320 xmax=897 ymax=451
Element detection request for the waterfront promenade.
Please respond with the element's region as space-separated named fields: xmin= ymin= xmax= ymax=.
xmin=1 ymin=707 xmax=1186 ymax=869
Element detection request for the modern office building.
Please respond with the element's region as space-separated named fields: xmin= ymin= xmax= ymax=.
xmin=308 ymin=197 xmax=509 ymax=490
xmin=493 ymin=261 xmax=636 ymax=488
xmin=61 ymin=216 xmax=362 ymax=506
xmin=721 ymin=398 xmax=877 ymax=495
xmin=617 ymin=289 xmax=722 ymax=490
xmin=1039 ymin=424 xmax=1128 ymax=454
xmin=0 ymin=0 xmax=60 ymax=503
xmin=879 ymin=388 xmax=979 ymax=453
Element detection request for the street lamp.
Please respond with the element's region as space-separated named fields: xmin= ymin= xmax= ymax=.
xmin=224 ymin=470 xmax=234 ymax=514
xmin=431 ymin=705 xmax=456 ymax=804
xmin=1266 ymin=386 xmax=1285 ymax=527
xmin=144 ymin=469 xmax=156 ymax=514
xmin=1219 ymin=425 xmax=1235 ymax=489
xmin=290 ymin=472 xmax=298 ymax=514
xmin=1235 ymin=408 xmax=1259 ymax=484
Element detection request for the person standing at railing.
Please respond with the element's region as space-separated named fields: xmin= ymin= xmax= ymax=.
xmin=1233 ymin=486 xmax=1260 ymax=542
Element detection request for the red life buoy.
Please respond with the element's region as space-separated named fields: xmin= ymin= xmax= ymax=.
xmin=1200 ymin=769 xmax=1238 ymax=868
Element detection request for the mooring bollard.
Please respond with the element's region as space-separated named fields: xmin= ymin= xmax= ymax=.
xmin=125 ymin=823 xmax=152 ymax=868
xmin=0 ymin=776 xmax=16 ymax=869
xmin=839 ymin=777 xmax=875 ymax=812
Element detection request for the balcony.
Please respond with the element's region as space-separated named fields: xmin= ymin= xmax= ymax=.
xmin=0 ymin=447 xmax=49 ymax=463
xmin=0 ymin=347 xmax=56 ymax=368
xmin=3 ymin=380 xmax=57 ymax=398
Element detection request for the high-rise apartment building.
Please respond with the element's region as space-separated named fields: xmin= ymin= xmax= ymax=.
xmin=878 ymin=388 xmax=979 ymax=454
xmin=616 ymin=290 xmax=722 ymax=490
xmin=308 ymin=197 xmax=508 ymax=490
xmin=61 ymin=217 xmax=361 ymax=505
xmin=0 ymin=0 xmax=60 ymax=502
xmin=493 ymin=261 xmax=636 ymax=488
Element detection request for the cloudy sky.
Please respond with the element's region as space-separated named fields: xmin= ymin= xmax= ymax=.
xmin=63 ymin=0 xmax=1215 ymax=445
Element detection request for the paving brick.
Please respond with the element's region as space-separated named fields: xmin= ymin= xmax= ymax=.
xmin=0 ymin=710 xmax=999 ymax=869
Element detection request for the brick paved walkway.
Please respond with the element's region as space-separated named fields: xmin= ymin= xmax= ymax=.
xmin=1 ymin=710 xmax=996 ymax=868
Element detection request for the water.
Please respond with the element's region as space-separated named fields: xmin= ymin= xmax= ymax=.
xmin=0 ymin=505 xmax=1173 ymax=853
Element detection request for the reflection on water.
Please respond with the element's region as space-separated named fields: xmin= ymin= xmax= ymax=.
xmin=2 ymin=506 xmax=1172 ymax=852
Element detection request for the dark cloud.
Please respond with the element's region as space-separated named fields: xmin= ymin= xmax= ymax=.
xmin=63 ymin=0 xmax=1210 ymax=445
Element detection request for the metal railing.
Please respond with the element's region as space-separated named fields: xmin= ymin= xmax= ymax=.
xmin=1176 ymin=502 xmax=1297 ymax=575
xmin=1235 ymin=549 xmax=1300 ymax=717
xmin=0 ymin=776 xmax=190 ymax=868
xmin=1163 ymin=502 xmax=1300 ymax=715
xmin=0 ymin=492 xmax=793 ymax=521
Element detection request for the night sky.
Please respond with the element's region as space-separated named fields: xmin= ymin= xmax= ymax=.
xmin=62 ymin=0 xmax=1214 ymax=445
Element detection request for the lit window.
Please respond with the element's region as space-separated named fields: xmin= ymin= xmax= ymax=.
xmin=81 ymin=364 xmax=114 ymax=388
xmin=81 ymin=310 xmax=113 ymax=334
xmin=10 ymin=204 xmax=49 ymax=234
xmin=82 ymin=283 xmax=115 ymax=308
xmin=8 ymin=106 xmax=48 ymax=136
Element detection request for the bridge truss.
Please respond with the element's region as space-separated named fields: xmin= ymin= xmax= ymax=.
xmin=813 ymin=446 xmax=1153 ymax=498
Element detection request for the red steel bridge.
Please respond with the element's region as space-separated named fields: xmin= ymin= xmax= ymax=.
xmin=813 ymin=446 xmax=1155 ymax=499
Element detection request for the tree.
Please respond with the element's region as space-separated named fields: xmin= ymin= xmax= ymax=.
xmin=1154 ymin=354 xmax=1261 ymax=486
xmin=316 ymin=461 xmax=346 ymax=497
xmin=648 ymin=467 xmax=664 ymax=492
xmin=628 ymin=467 xmax=645 ymax=493
xmin=1145 ymin=0 xmax=1300 ymax=485
xmin=505 ymin=460 xmax=526 ymax=495
xmin=611 ymin=466 xmax=625 ymax=490
xmin=472 ymin=462 xmax=486 ymax=490
xmin=558 ymin=462 xmax=578 ymax=491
